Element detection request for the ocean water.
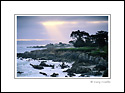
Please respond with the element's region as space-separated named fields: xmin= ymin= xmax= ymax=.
xmin=17 ymin=58 xmax=75 ymax=77
xmin=16 ymin=41 xmax=76 ymax=78
xmin=17 ymin=45 xmax=45 ymax=53
xmin=17 ymin=41 xmax=47 ymax=53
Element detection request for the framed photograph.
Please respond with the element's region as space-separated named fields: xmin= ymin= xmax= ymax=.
xmin=2 ymin=1 xmax=124 ymax=92
xmin=15 ymin=14 xmax=111 ymax=79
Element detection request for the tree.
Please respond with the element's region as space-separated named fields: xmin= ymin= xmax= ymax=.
xmin=70 ymin=30 xmax=89 ymax=47
xmin=91 ymin=31 xmax=108 ymax=48
xmin=70 ymin=30 xmax=89 ymax=40
xmin=69 ymin=40 xmax=74 ymax=45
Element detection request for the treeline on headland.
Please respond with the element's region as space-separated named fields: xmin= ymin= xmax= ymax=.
xmin=61 ymin=30 xmax=108 ymax=60
xmin=69 ymin=30 xmax=108 ymax=48
xmin=17 ymin=30 xmax=108 ymax=77
xmin=27 ymin=30 xmax=108 ymax=60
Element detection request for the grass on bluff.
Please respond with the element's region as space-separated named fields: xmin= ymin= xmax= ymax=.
xmin=56 ymin=46 xmax=108 ymax=60
xmin=56 ymin=47 xmax=97 ymax=52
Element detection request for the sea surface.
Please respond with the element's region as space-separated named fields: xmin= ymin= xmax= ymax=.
xmin=16 ymin=41 xmax=76 ymax=78
xmin=17 ymin=41 xmax=47 ymax=53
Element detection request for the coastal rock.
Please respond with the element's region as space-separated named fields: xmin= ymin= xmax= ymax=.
xmin=39 ymin=72 xmax=47 ymax=76
xmin=53 ymin=58 xmax=63 ymax=62
xmin=39 ymin=61 xmax=48 ymax=66
xmin=60 ymin=62 xmax=69 ymax=69
xmin=80 ymin=74 xmax=85 ymax=77
xmin=93 ymin=71 xmax=102 ymax=76
xmin=94 ymin=57 xmax=100 ymax=63
xmin=39 ymin=61 xmax=54 ymax=68
xmin=17 ymin=48 xmax=107 ymax=65
xmin=20 ymin=58 xmax=23 ymax=60
xmin=98 ymin=57 xmax=108 ymax=67
xmin=46 ymin=53 xmax=56 ymax=60
xmin=76 ymin=66 xmax=91 ymax=74
xmin=79 ymin=71 xmax=93 ymax=77
xmin=67 ymin=52 xmax=79 ymax=61
xmin=89 ymin=56 xmax=93 ymax=61
xmin=67 ymin=72 xmax=76 ymax=77
xmin=50 ymin=73 xmax=59 ymax=77
xmin=78 ymin=53 xmax=86 ymax=62
xmin=85 ymin=53 xmax=89 ymax=59
xmin=94 ymin=64 xmax=107 ymax=71
xmin=78 ymin=53 xmax=92 ymax=63
xmin=30 ymin=63 xmax=44 ymax=69
xmin=93 ymin=57 xmax=107 ymax=72
xmin=69 ymin=66 xmax=91 ymax=74
xmin=17 ymin=47 xmax=108 ymax=77
xmin=63 ymin=69 xmax=70 ymax=72
xmin=51 ymin=65 xmax=54 ymax=69
xmin=17 ymin=71 xmax=23 ymax=74
xmin=53 ymin=58 xmax=70 ymax=62
xmin=103 ymin=69 xmax=108 ymax=77
xmin=39 ymin=57 xmax=48 ymax=60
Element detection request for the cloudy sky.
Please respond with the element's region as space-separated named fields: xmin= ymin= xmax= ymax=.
xmin=17 ymin=15 xmax=108 ymax=44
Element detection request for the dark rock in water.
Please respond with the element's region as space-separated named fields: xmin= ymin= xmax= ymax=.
xmin=103 ymin=69 xmax=108 ymax=77
xmin=94 ymin=59 xmax=108 ymax=71
xmin=50 ymin=73 xmax=59 ymax=77
xmin=86 ymin=75 xmax=90 ymax=77
xmin=20 ymin=58 xmax=23 ymax=60
xmin=94 ymin=64 xmax=107 ymax=71
xmin=39 ymin=72 xmax=47 ymax=76
xmin=68 ymin=72 xmax=76 ymax=77
xmin=53 ymin=58 xmax=70 ymax=62
xmin=17 ymin=71 xmax=23 ymax=74
xmin=60 ymin=62 xmax=69 ymax=69
xmin=27 ymin=59 xmax=32 ymax=61
xmin=79 ymin=74 xmax=90 ymax=77
xmin=65 ymin=76 xmax=68 ymax=77
xmin=39 ymin=57 xmax=48 ymax=60
xmin=51 ymin=65 xmax=54 ymax=69
xmin=41 ymin=61 xmax=47 ymax=63
xmin=92 ymin=67 xmax=96 ymax=71
xmin=30 ymin=63 xmax=44 ymax=69
xmin=66 ymin=66 xmax=93 ymax=76
xmin=70 ymin=66 xmax=91 ymax=74
xmin=39 ymin=61 xmax=54 ymax=68
xmin=49 ymin=64 xmax=54 ymax=68
xmin=80 ymin=72 xmax=94 ymax=77
xmin=63 ymin=69 xmax=70 ymax=72
xmin=63 ymin=70 xmax=67 ymax=72
xmin=93 ymin=71 xmax=102 ymax=76
xmin=53 ymin=58 xmax=62 ymax=62
xmin=39 ymin=61 xmax=48 ymax=66
xmin=80 ymin=74 xmax=85 ymax=77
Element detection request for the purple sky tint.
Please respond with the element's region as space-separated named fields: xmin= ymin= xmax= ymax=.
xmin=17 ymin=16 xmax=108 ymax=43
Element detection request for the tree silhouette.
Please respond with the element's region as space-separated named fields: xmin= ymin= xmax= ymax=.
xmin=91 ymin=31 xmax=108 ymax=48
xmin=70 ymin=30 xmax=89 ymax=47
xmin=70 ymin=30 xmax=89 ymax=40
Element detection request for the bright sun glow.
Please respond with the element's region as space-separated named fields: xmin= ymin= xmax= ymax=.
xmin=40 ymin=21 xmax=78 ymax=43
xmin=41 ymin=21 xmax=77 ymax=26
xmin=87 ymin=21 xmax=108 ymax=24
xmin=42 ymin=21 xmax=66 ymax=26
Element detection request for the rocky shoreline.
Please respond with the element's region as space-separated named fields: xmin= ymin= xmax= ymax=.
xmin=17 ymin=49 xmax=108 ymax=77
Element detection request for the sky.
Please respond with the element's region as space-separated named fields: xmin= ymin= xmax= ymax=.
xmin=17 ymin=16 xmax=108 ymax=44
